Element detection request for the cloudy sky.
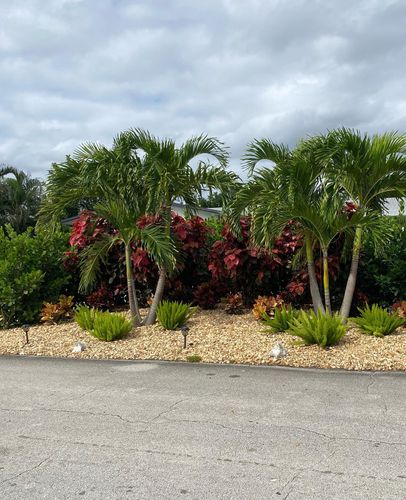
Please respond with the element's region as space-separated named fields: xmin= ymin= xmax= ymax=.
xmin=1 ymin=0 xmax=406 ymax=178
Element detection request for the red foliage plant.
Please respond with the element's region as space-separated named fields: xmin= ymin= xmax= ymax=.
xmin=207 ymin=217 xmax=303 ymax=304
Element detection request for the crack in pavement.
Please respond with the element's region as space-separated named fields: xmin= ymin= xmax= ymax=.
xmin=366 ymin=372 xmax=377 ymax=395
xmin=162 ymin=416 xmax=253 ymax=434
xmin=10 ymin=435 xmax=406 ymax=485
xmin=0 ymin=406 xmax=148 ymax=426
xmin=150 ymin=399 xmax=188 ymax=422
xmin=1 ymin=457 xmax=50 ymax=485
xmin=14 ymin=434 xmax=279 ymax=469
xmin=3 ymin=406 xmax=405 ymax=447
xmin=263 ymin=423 xmax=406 ymax=448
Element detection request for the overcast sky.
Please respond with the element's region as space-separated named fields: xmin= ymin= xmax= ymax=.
xmin=1 ymin=0 xmax=406 ymax=179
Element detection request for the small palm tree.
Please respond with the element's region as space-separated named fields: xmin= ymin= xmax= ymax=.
xmin=117 ymin=128 xmax=238 ymax=324
xmin=40 ymin=138 xmax=176 ymax=326
xmin=0 ymin=165 xmax=43 ymax=232
xmin=319 ymin=129 xmax=406 ymax=318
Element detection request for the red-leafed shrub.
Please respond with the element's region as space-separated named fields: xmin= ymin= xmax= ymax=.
xmin=193 ymin=281 xmax=225 ymax=309
xmin=85 ymin=286 xmax=115 ymax=310
xmin=207 ymin=217 xmax=302 ymax=305
xmin=64 ymin=211 xmax=213 ymax=306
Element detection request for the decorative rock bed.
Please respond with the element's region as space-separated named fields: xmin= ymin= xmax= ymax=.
xmin=1 ymin=309 xmax=405 ymax=371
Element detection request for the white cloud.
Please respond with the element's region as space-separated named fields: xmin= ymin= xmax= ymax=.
xmin=0 ymin=0 xmax=405 ymax=178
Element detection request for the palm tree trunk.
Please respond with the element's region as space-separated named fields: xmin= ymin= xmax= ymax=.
xmin=322 ymin=248 xmax=332 ymax=314
xmin=340 ymin=225 xmax=362 ymax=319
xmin=125 ymin=243 xmax=141 ymax=326
xmin=305 ymin=235 xmax=324 ymax=313
xmin=143 ymin=266 xmax=166 ymax=325
xmin=143 ymin=202 xmax=172 ymax=326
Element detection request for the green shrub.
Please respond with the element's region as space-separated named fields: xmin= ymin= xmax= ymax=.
xmin=0 ymin=225 xmax=70 ymax=327
xmin=186 ymin=354 xmax=202 ymax=363
xmin=288 ymin=309 xmax=346 ymax=347
xmin=91 ymin=311 xmax=132 ymax=341
xmin=262 ymin=305 xmax=299 ymax=332
xmin=157 ymin=300 xmax=196 ymax=330
xmin=351 ymin=304 xmax=405 ymax=337
xmin=358 ymin=215 xmax=406 ymax=306
xmin=74 ymin=305 xmax=97 ymax=331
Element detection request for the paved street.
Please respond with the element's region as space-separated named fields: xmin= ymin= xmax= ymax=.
xmin=0 ymin=357 xmax=405 ymax=499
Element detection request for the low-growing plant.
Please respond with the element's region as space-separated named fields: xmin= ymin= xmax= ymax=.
xmin=392 ymin=301 xmax=406 ymax=318
xmin=157 ymin=300 xmax=196 ymax=330
xmin=186 ymin=354 xmax=202 ymax=363
xmin=91 ymin=311 xmax=132 ymax=341
xmin=252 ymin=295 xmax=284 ymax=320
xmin=74 ymin=305 xmax=97 ymax=331
xmin=41 ymin=295 xmax=74 ymax=323
xmin=351 ymin=304 xmax=405 ymax=337
xmin=224 ymin=292 xmax=244 ymax=315
xmin=262 ymin=305 xmax=299 ymax=332
xmin=288 ymin=309 xmax=346 ymax=347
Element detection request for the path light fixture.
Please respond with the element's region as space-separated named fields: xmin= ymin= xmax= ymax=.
xmin=22 ymin=324 xmax=30 ymax=344
xmin=180 ymin=325 xmax=189 ymax=349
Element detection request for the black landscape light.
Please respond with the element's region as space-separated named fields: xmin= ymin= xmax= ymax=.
xmin=22 ymin=324 xmax=30 ymax=344
xmin=180 ymin=325 xmax=189 ymax=349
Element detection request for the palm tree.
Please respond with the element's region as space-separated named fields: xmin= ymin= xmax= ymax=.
xmin=40 ymin=138 xmax=176 ymax=326
xmin=231 ymin=138 xmax=364 ymax=313
xmin=117 ymin=129 xmax=238 ymax=324
xmin=319 ymin=129 xmax=406 ymax=318
xmin=0 ymin=165 xmax=43 ymax=233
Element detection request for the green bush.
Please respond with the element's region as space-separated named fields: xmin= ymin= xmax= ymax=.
xmin=91 ymin=311 xmax=132 ymax=341
xmin=157 ymin=300 xmax=196 ymax=330
xmin=74 ymin=305 xmax=97 ymax=331
xmin=0 ymin=225 xmax=70 ymax=327
xmin=262 ymin=305 xmax=299 ymax=332
xmin=351 ymin=304 xmax=404 ymax=337
xmin=75 ymin=306 xmax=131 ymax=341
xmin=288 ymin=309 xmax=346 ymax=347
xmin=358 ymin=215 xmax=406 ymax=306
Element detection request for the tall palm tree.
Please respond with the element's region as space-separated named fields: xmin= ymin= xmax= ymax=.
xmin=231 ymin=138 xmax=365 ymax=313
xmin=117 ymin=128 xmax=238 ymax=325
xmin=0 ymin=165 xmax=43 ymax=232
xmin=319 ymin=129 xmax=406 ymax=318
xmin=40 ymin=138 xmax=176 ymax=326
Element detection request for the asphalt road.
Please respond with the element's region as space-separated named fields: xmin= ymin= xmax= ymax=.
xmin=0 ymin=357 xmax=405 ymax=499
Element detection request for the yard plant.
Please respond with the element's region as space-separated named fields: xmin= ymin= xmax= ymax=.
xmin=157 ymin=300 xmax=196 ymax=330
xmin=351 ymin=304 xmax=405 ymax=337
xmin=288 ymin=309 xmax=346 ymax=347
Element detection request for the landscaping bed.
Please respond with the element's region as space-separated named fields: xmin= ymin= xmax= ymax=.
xmin=1 ymin=308 xmax=406 ymax=371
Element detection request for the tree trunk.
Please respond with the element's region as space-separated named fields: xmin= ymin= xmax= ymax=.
xmin=143 ymin=201 xmax=172 ymax=326
xmin=322 ymin=248 xmax=332 ymax=314
xmin=143 ymin=266 xmax=166 ymax=326
xmin=340 ymin=225 xmax=363 ymax=319
xmin=125 ymin=243 xmax=141 ymax=326
xmin=305 ymin=235 xmax=325 ymax=313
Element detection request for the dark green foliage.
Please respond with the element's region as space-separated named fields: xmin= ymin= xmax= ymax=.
xmin=262 ymin=305 xmax=300 ymax=332
xmin=358 ymin=216 xmax=406 ymax=306
xmin=74 ymin=305 xmax=97 ymax=331
xmin=91 ymin=311 xmax=132 ymax=341
xmin=186 ymin=354 xmax=202 ymax=363
xmin=0 ymin=225 xmax=70 ymax=327
xmin=0 ymin=167 xmax=44 ymax=233
xmin=351 ymin=304 xmax=404 ymax=337
xmin=288 ymin=309 xmax=346 ymax=347
xmin=75 ymin=305 xmax=132 ymax=341
xmin=157 ymin=300 xmax=196 ymax=330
